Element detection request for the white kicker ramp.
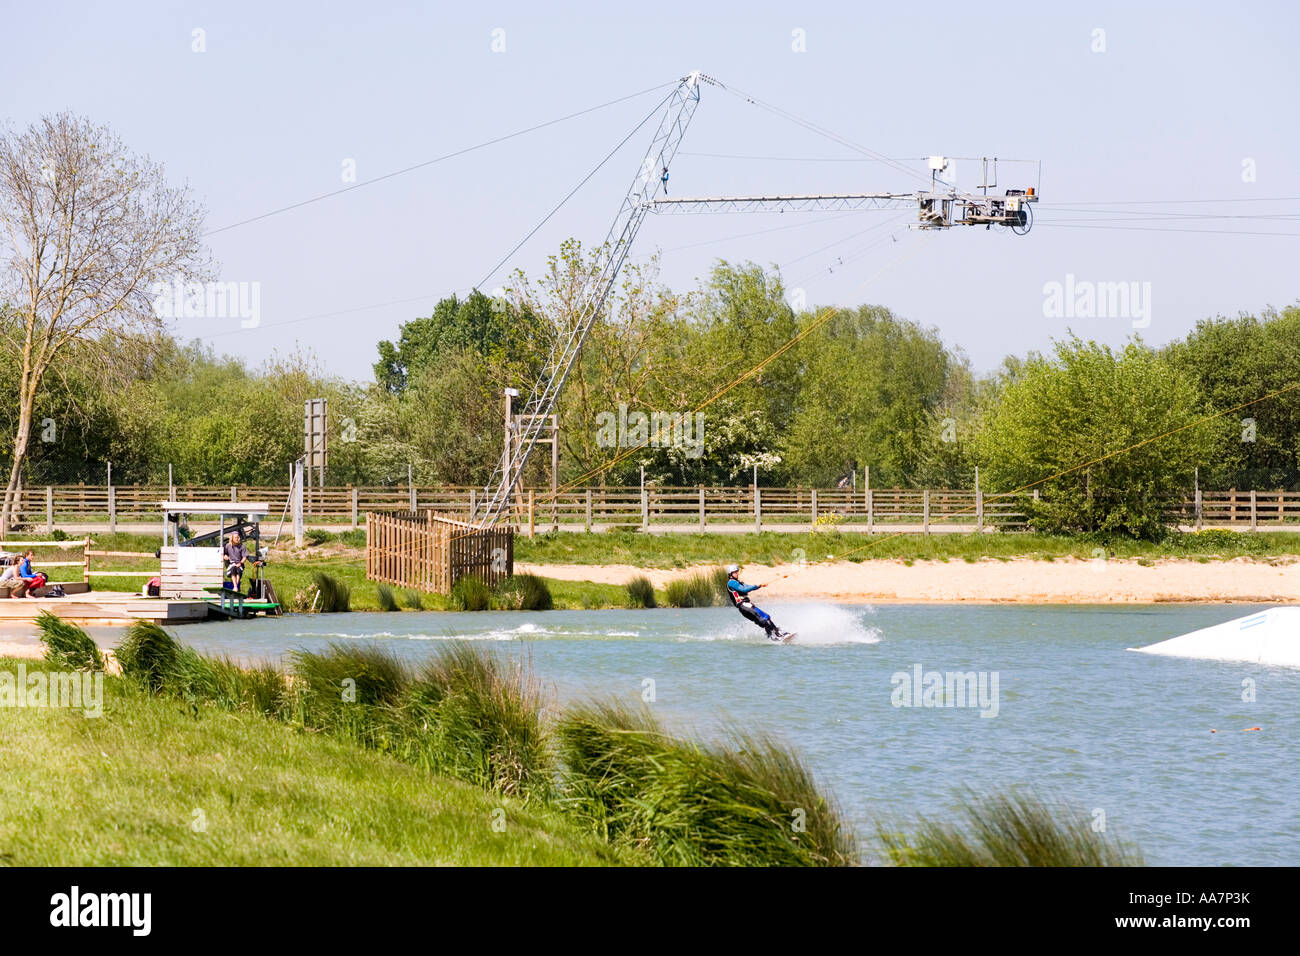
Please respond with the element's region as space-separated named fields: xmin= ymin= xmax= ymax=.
xmin=1130 ymin=606 xmax=1300 ymax=667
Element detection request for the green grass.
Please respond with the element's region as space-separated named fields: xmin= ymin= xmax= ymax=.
xmin=404 ymin=643 xmax=551 ymax=800
xmin=495 ymin=573 xmax=554 ymax=611
xmin=375 ymin=583 xmax=400 ymax=612
xmin=35 ymin=611 xmax=104 ymax=671
xmin=0 ymin=657 xmax=619 ymax=866
xmin=624 ymin=575 xmax=656 ymax=609
xmin=664 ymin=571 xmax=717 ymax=608
xmin=449 ymin=575 xmax=493 ymax=611
xmin=877 ymin=790 xmax=1144 ymax=867
xmin=556 ymin=700 xmax=856 ymax=866
xmin=311 ymin=571 xmax=351 ymax=612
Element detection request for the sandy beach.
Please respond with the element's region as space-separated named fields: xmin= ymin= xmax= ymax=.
xmin=519 ymin=557 xmax=1300 ymax=605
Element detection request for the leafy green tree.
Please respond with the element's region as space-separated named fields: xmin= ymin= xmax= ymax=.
xmin=373 ymin=290 xmax=548 ymax=395
xmin=781 ymin=305 xmax=952 ymax=487
xmin=974 ymin=336 xmax=1220 ymax=539
xmin=1163 ymin=305 xmax=1300 ymax=490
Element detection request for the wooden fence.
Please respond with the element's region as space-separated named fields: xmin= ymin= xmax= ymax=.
xmin=366 ymin=511 xmax=514 ymax=594
xmin=6 ymin=483 xmax=1300 ymax=534
xmin=0 ymin=538 xmax=153 ymax=589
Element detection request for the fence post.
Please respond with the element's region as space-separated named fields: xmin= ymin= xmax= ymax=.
xmin=974 ymin=466 xmax=983 ymax=533
xmin=46 ymin=486 xmax=53 ymax=533
xmin=1250 ymin=489 xmax=1257 ymax=530
xmin=698 ymin=485 xmax=705 ymax=530
xmin=528 ymin=490 xmax=535 ymax=539
xmin=641 ymin=484 xmax=649 ymax=530
xmin=923 ymin=489 xmax=930 ymax=534
xmin=351 ymin=487 xmax=359 ymax=529
xmin=811 ymin=488 xmax=818 ymax=528
xmin=585 ymin=489 xmax=592 ymax=532
xmin=865 ymin=466 xmax=872 ymax=534
xmin=230 ymin=485 xmax=237 ymax=502
xmin=83 ymin=536 xmax=90 ymax=585
xmin=1195 ymin=489 xmax=1203 ymax=530
xmin=293 ymin=460 xmax=304 ymax=546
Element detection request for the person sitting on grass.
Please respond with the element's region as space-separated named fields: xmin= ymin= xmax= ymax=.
xmin=222 ymin=531 xmax=261 ymax=594
xmin=14 ymin=550 xmax=47 ymax=599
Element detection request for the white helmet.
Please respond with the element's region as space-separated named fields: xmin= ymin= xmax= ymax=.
xmin=725 ymin=564 xmax=740 ymax=574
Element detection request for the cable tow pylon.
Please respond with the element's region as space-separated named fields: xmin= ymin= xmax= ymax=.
xmin=471 ymin=70 xmax=717 ymax=529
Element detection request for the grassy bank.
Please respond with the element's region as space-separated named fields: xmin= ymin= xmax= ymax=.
xmin=3 ymin=623 xmax=1143 ymax=867
xmin=23 ymin=527 xmax=1296 ymax=612
xmin=515 ymin=528 xmax=1300 ymax=568
xmin=0 ymin=657 xmax=620 ymax=866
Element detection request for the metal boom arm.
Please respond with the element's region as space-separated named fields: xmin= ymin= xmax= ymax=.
xmin=472 ymin=71 xmax=714 ymax=528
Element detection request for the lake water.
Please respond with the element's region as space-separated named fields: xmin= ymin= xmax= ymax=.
xmin=143 ymin=602 xmax=1299 ymax=866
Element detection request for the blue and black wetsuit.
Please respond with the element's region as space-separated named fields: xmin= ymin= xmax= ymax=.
xmin=727 ymin=578 xmax=779 ymax=637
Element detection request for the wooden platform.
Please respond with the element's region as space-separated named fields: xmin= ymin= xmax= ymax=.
xmin=0 ymin=591 xmax=211 ymax=626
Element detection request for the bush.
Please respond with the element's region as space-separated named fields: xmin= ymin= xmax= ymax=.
xmin=293 ymin=642 xmax=408 ymax=711
xmin=710 ymin=566 xmax=731 ymax=604
xmin=404 ymin=642 xmax=551 ymax=799
xmin=291 ymin=642 xmax=409 ymax=746
xmin=311 ymin=571 xmax=351 ymax=612
xmin=449 ymin=574 xmax=492 ymax=611
xmin=877 ymin=790 xmax=1143 ymax=867
xmin=496 ymin=573 xmax=553 ymax=611
xmin=975 ymin=337 xmax=1219 ymax=540
xmin=305 ymin=528 xmax=333 ymax=546
xmin=115 ymin=621 xmax=182 ymax=694
xmin=557 ymin=701 xmax=856 ymax=866
xmin=625 ymin=575 xmax=656 ymax=609
xmin=664 ymin=572 xmax=716 ymax=608
xmin=35 ymin=611 xmax=104 ymax=671
xmin=376 ymin=583 xmax=400 ymax=612
xmin=402 ymin=589 xmax=424 ymax=610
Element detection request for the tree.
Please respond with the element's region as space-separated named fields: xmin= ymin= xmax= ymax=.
xmin=974 ymin=336 xmax=1220 ymax=539
xmin=1163 ymin=306 xmax=1300 ymax=490
xmin=781 ymin=305 xmax=952 ymax=486
xmin=0 ymin=113 xmax=206 ymax=529
xmin=373 ymin=289 xmax=548 ymax=395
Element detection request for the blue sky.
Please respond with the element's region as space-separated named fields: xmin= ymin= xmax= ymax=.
xmin=6 ymin=0 xmax=1298 ymax=380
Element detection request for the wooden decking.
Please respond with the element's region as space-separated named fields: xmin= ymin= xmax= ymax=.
xmin=0 ymin=591 xmax=211 ymax=626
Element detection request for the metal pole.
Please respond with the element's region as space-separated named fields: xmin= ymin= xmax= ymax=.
xmin=293 ymin=460 xmax=304 ymax=546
